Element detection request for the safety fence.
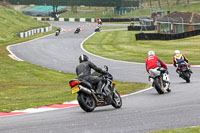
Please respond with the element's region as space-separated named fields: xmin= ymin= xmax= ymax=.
xmin=101 ymin=18 xmax=139 ymax=22
xmin=128 ymin=25 xmax=155 ymax=31
xmin=35 ymin=17 xmax=96 ymax=22
xmin=35 ymin=17 xmax=150 ymax=22
xmin=135 ymin=29 xmax=200 ymax=40
xmin=17 ymin=25 xmax=52 ymax=38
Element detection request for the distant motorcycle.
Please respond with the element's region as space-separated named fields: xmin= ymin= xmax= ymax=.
xmin=69 ymin=65 xmax=122 ymax=112
xmin=55 ymin=29 xmax=60 ymax=36
xmin=150 ymin=67 xmax=171 ymax=94
xmin=95 ymin=27 xmax=100 ymax=32
xmin=98 ymin=21 xmax=102 ymax=25
xmin=177 ymin=62 xmax=192 ymax=83
xmin=74 ymin=28 xmax=80 ymax=34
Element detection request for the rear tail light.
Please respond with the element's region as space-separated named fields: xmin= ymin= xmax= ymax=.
xmin=69 ymin=81 xmax=81 ymax=88
xmin=181 ymin=64 xmax=185 ymax=67
xmin=113 ymin=82 xmax=116 ymax=86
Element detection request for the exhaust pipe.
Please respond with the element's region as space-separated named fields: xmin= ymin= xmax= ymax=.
xmin=79 ymin=86 xmax=92 ymax=95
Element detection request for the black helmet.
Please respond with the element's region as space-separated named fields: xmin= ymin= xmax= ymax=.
xmin=79 ymin=54 xmax=88 ymax=63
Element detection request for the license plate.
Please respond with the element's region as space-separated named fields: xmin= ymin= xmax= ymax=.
xmin=72 ymin=85 xmax=79 ymax=94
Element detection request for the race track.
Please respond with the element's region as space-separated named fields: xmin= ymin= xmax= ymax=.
xmin=2 ymin=22 xmax=200 ymax=133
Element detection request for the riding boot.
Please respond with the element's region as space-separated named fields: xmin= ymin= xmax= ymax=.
xmin=96 ymin=80 xmax=104 ymax=99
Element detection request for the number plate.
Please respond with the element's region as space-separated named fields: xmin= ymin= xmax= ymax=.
xmin=72 ymin=85 xmax=79 ymax=94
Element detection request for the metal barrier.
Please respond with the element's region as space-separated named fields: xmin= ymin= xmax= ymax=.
xmin=135 ymin=29 xmax=200 ymax=40
xmin=128 ymin=25 xmax=155 ymax=31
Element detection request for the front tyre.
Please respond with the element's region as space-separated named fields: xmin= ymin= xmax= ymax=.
xmin=77 ymin=92 xmax=96 ymax=112
xmin=111 ymin=90 xmax=122 ymax=109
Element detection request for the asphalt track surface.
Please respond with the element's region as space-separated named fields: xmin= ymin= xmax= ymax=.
xmin=2 ymin=22 xmax=200 ymax=133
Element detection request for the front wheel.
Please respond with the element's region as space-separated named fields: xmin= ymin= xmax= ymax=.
xmin=77 ymin=92 xmax=96 ymax=112
xmin=111 ymin=90 xmax=122 ymax=109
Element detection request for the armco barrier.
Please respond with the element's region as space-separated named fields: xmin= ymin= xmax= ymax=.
xmin=128 ymin=25 xmax=155 ymax=31
xmin=101 ymin=17 xmax=150 ymax=22
xmin=35 ymin=17 xmax=96 ymax=22
xmin=17 ymin=25 xmax=52 ymax=38
xmin=34 ymin=17 xmax=150 ymax=22
xmin=135 ymin=29 xmax=200 ymax=40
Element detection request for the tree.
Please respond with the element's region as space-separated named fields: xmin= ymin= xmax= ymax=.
xmin=176 ymin=0 xmax=180 ymax=5
xmin=158 ymin=0 xmax=161 ymax=8
xmin=166 ymin=0 xmax=170 ymax=7
xmin=140 ymin=0 xmax=143 ymax=11
xmin=149 ymin=0 xmax=152 ymax=9
xmin=186 ymin=0 xmax=190 ymax=5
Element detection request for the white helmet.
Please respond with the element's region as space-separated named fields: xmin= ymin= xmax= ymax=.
xmin=174 ymin=50 xmax=180 ymax=55
xmin=148 ymin=51 xmax=155 ymax=56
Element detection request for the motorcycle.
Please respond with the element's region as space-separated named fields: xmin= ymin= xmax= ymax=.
xmin=74 ymin=28 xmax=80 ymax=34
xmin=95 ymin=26 xmax=101 ymax=32
xmin=55 ymin=29 xmax=60 ymax=36
xmin=149 ymin=67 xmax=171 ymax=94
xmin=69 ymin=65 xmax=122 ymax=112
xmin=98 ymin=21 xmax=102 ymax=25
xmin=177 ymin=62 xmax=192 ymax=83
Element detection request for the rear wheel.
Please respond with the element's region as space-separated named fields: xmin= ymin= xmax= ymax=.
xmin=185 ymin=72 xmax=190 ymax=83
xmin=111 ymin=90 xmax=122 ymax=109
xmin=77 ymin=92 xmax=96 ymax=112
xmin=154 ymin=78 xmax=164 ymax=94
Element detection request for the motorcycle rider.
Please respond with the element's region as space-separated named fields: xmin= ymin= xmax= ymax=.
xmin=173 ymin=50 xmax=192 ymax=74
xmin=55 ymin=28 xmax=61 ymax=36
xmin=98 ymin=18 xmax=102 ymax=25
xmin=76 ymin=54 xmax=108 ymax=95
xmin=146 ymin=51 xmax=170 ymax=91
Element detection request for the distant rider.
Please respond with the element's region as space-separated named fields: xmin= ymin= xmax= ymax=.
xmin=173 ymin=50 xmax=192 ymax=74
xmin=145 ymin=51 xmax=170 ymax=91
xmin=98 ymin=18 xmax=102 ymax=25
xmin=76 ymin=54 xmax=108 ymax=95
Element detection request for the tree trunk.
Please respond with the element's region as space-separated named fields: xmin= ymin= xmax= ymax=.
xmin=149 ymin=0 xmax=152 ymax=9
xmin=167 ymin=0 xmax=170 ymax=7
xmin=176 ymin=0 xmax=180 ymax=5
xmin=186 ymin=0 xmax=190 ymax=5
xmin=158 ymin=0 xmax=161 ymax=8
xmin=140 ymin=0 xmax=143 ymax=11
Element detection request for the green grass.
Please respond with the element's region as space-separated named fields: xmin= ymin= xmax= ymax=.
xmin=58 ymin=0 xmax=200 ymax=18
xmin=0 ymin=7 xmax=150 ymax=112
xmin=101 ymin=26 xmax=127 ymax=30
xmin=149 ymin=126 xmax=200 ymax=133
xmin=83 ymin=31 xmax=200 ymax=65
xmin=0 ymin=7 xmax=50 ymax=46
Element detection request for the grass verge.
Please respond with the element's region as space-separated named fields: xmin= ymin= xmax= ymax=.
xmin=149 ymin=126 xmax=200 ymax=133
xmin=101 ymin=26 xmax=127 ymax=30
xmin=0 ymin=7 xmax=150 ymax=112
xmin=83 ymin=31 xmax=200 ymax=65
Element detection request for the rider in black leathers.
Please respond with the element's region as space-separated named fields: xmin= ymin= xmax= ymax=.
xmin=76 ymin=54 xmax=108 ymax=94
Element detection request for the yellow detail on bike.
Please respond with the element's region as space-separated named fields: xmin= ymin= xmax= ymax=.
xmin=72 ymin=85 xmax=79 ymax=94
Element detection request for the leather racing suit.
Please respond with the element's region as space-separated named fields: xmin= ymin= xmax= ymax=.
xmin=146 ymin=55 xmax=167 ymax=78
xmin=173 ymin=54 xmax=188 ymax=67
xmin=76 ymin=60 xmax=107 ymax=93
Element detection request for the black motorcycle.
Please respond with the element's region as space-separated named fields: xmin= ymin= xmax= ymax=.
xmin=150 ymin=67 xmax=171 ymax=94
xmin=74 ymin=28 xmax=80 ymax=34
xmin=178 ymin=62 xmax=192 ymax=83
xmin=69 ymin=65 xmax=122 ymax=112
xmin=55 ymin=29 xmax=60 ymax=36
xmin=95 ymin=27 xmax=100 ymax=32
